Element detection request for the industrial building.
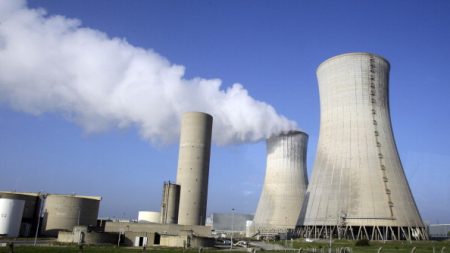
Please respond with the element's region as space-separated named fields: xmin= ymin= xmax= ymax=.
xmin=0 ymin=191 xmax=102 ymax=238
xmin=160 ymin=181 xmax=180 ymax=224
xmin=428 ymin=224 xmax=450 ymax=240
xmin=210 ymin=213 xmax=254 ymax=236
xmin=253 ymin=131 xmax=308 ymax=233
xmin=299 ymin=53 xmax=427 ymax=240
xmin=104 ymin=221 xmax=214 ymax=247
xmin=42 ymin=194 xmax=101 ymax=236
xmin=176 ymin=112 xmax=213 ymax=226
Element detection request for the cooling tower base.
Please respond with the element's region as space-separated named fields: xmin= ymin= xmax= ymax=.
xmin=297 ymin=225 xmax=428 ymax=241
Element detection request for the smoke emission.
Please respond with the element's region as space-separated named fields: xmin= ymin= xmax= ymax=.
xmin=0 ymin=0 xmax=297 ymax=145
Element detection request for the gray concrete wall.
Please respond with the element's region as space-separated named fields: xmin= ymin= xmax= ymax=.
xmin=176 ymin=112 xmax=213 ymax=226
xmin=104 ymin=221 xmax=212 ymax=238
xmin=42 ymin=195 xmax=101 ymax=236
xmin=57 ymin=230 xmax=117 ymax=244
xmin=160 ymin=182 xmax=180 ymax=224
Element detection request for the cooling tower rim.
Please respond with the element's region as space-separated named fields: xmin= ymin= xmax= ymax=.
xmin=317 ymin=52 xmax=390 ymax=72
xmin=45 ymin=194 xmax=102 ymax=201
xmin=182 ymin=111 xmax=213 ymax=119
xmin=270 ymin=130 xmax=308 ymax=139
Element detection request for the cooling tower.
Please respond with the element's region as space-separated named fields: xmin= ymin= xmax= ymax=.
xmin=299 ymin=53 xmax=426 ymax=240
xmin=253 ymin=131 xmax=308 ymax=232
xmin=176 ymin=112 xmax=213 ymax=226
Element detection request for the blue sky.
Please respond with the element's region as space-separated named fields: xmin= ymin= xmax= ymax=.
xmin=0 ymin=0 xmax=449 ymax=223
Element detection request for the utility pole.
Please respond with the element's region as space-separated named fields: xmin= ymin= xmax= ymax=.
xmin=34 ymin=192 xmax=48 ymax=246
xmin=230 ymin=208 xmax=235 ymax=249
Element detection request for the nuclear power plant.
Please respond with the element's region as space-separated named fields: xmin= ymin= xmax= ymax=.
xmin=253 ymin=131 xmax=308 ymax=232
xmin=299 ymin=53 xmax=427 ymax=240
xmin=176 ymin=112 xmax=213 ymax=226
xmin=1 ymin=54 xmax=431 ymax=245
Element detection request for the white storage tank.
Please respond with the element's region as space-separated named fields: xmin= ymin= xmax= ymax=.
xmin=0 ymin=198 xmax=25 ymax=237
xmin=138 ymin=211 xmax=160 ymax=223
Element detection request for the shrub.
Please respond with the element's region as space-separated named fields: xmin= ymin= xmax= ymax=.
xmin=355 ymin=239 xmax=370 ymax=246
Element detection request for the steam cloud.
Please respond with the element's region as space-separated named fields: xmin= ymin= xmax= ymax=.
xmin=0 ymin=0 xmax=297 ymax=145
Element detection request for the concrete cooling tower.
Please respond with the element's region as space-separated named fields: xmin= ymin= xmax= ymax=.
xmin=299 ymin=53 xmax=426 ymax=240
xmin=253 ymin=131 xmax=308 ymax=232
xmin=176 ymin=112 xmax=213 ymax=226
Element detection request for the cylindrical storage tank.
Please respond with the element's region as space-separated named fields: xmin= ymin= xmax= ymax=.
xmin=253 ymin=131 xmax=308 ymax=231
xmin=0 ymin=191 xmax=40 ymax=236
xmin=42 ymin=195 xmax=101 ymax=236
xmin=0 ymin=192 xmax=39 ymax=220
xmin=0 ymin=198 xmax=25 ymax=237
xmin=176 ymin=112 xmax=213 ymax=225
xmin=138 ymin=211 xmax=160 ymax=223
xmin=300 ymin=53 xmax=426 ymax=240
xmin=160 ymin=182 xmax=180 ymax=224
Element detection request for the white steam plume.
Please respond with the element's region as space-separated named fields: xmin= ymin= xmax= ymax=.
xmin=0 ymin=0 xmax=297 ymax=145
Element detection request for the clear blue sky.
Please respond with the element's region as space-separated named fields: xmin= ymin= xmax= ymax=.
xmin=0 ymin=0 xmax=449 ymax=224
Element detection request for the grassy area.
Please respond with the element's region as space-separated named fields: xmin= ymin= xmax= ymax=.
xmin=0 ymin=240 xmax=448 ymax=253
xmin=2 ymin=246 xmax=189 ymax=253
xmin=285 ymin=239 xmax=450 ymax=253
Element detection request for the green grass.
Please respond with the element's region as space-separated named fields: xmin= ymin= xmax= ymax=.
xmin=1 ymin=246 xmax=231 ymax=253
xmin=0 ymin=241 xmax=448 ymax=253
xmin=287 ymin=239 xmax=450 ymax=253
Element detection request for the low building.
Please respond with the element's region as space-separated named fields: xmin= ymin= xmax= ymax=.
xmin=57 ymin=226 xmax=117 ymax=245
xmin=211 ymin=213 xmax=254 ymax=236
xmin=428 ymin=224 xmax=450 ymax=240
xmin=104 ymin=221 xmax=213 ymax=247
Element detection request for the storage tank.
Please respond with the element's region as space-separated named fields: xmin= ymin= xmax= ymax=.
xmin=176 ymin=112 xmax=213 ymax=226
xmin=253 ymin=131 xmax=308 ymax=231
xmin=42 ymin=194 xmax=101 ymax=236
xmin=0 ymin=191 xmax=40 ymax=236
xmin=299 ymin=53 xmax=426 ymax=240
xmin=0 ymin=192 xmax=39 ymax=220
xmin=0 ymin=198 xmax=25 ymax=237
xmin=160 ymin=181 xmax=180 ymax=224
xmin=138 ymin=211 xmax=160 ymax=223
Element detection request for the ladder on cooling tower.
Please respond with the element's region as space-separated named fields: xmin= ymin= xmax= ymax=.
xmin=369 ymin=56 xmax=394 ymax=218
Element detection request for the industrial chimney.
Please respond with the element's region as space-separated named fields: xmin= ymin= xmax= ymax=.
xmin=253 ymin=131 xmax=308 ymax=232
xmin=176 ymin=112 xmax=213 ymax=226
xmin=299 ymin=53 xmax=426 ymax=240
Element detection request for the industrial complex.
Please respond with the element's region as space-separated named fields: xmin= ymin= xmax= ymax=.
xmin=0 ymin=53 xmax=440 ymax=247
